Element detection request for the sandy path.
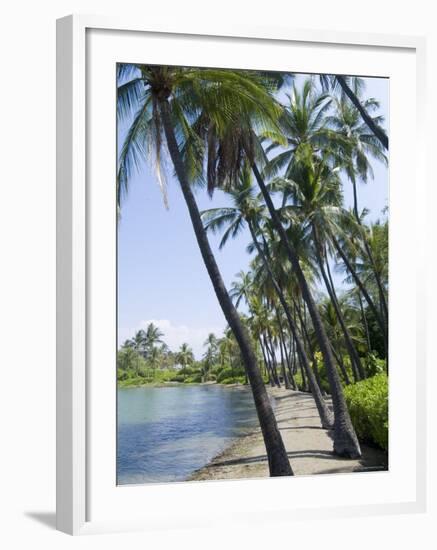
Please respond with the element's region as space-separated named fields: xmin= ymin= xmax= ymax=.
xmin=190 ymin=387 xmax=387 ymax=481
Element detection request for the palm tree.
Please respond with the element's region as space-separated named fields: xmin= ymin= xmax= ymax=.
xmin=196 ymin=74 xmax=361 ymax=456
xmin=328 ymin=97 xmax=388 ymax=326
xmin=280 ymin=146 xmax=365 ymax=381
xmin=202 ymin=173 xmax=334 ymax=428
xmin=202 ymin=333 xmax=218 ymax=382
xmin=319 ymin=299 xmax=352 ymax=385
xmin=148 ymin=346 xmax=162 ymax=381
xmin=334 ymin=210 xmax=388 ymax=353
xmin=203 ymin=333 xmax=218 ymax=355
xmin=229 ymin=271 xmax=254 ymax=309
xmin=250 ymin=89 xmax=362 ymax=456
xmin=327 ymin=95 xmax=387 ymax=217
xmin=244 ymin=295 xmax=275 ymax=385
xmin=125 ymin=329 xmax=147 ymax=375
xmin=143 ymin=323 xmax=164 ymax=357
xmin=176 ymin=343 xmax=194 ymax=379
xmin=118 ymin=65 xmax=292 ymax=476
xmin=354 ymin=220 xmax=388 ymax=321
xmin=319 ymin=74 xmax=388 ymax=149
xmin=263 ymin=80 xmax=335 ymax=180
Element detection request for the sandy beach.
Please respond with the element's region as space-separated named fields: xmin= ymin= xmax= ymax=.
xmin=190 ymin=387 xmax=387 ymax=481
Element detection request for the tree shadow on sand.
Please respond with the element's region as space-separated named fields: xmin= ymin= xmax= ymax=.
xmin=208 ymin=446 xmax=387 ymax=471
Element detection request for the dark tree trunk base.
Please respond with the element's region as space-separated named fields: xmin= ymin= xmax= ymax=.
xmin=332 ymin=422 xmax=362 ymax=458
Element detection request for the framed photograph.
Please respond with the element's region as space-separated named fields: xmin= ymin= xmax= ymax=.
xmin=56 ymin=14 xmax=427 ymax=535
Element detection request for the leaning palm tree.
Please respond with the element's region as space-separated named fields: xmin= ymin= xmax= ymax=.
xmin=202 ymin=172 xmax=334 ymax=428
xmin=327 ymin=96 xmax=388 ymax=325
xmin=281 ymin=145 xmax=366 ymax=381
xmin=334 ymin=209 xmax=388 ymax=353
xmin=197 ymin=75 xmax=360 ymax=456
xmin=229 ymin=271 xmax=254 ymax=309
xmin=117 ymin=64 xmax=292 ymax=476
xmin=253 ymin=170 xmax=362 ymax=455
xmin=319 ymin=74 xmax=388 ymax=149
xmin=327 ymin=95 xmax=387 ymax=218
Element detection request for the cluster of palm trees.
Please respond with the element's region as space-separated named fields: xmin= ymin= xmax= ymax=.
xmin=120 ymin=326 xmax=247 ymax=383
xmin=123 ymin=323 xmax=168 ymax=378
xmin=117 ymin=64 xmax=388 ymax=477
xmin=123 ymin=324 xmax=197 ymax=373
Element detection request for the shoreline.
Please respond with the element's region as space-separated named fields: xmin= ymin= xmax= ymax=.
xmin=189 ymin=386 xmax=388 ymax=481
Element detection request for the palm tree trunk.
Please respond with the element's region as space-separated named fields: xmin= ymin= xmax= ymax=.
xmin=331 ymin=234 xmax=388 ymax=354
xmin=351 ymin=178 xmax=388 ymax=360
xmin=350 ymin=183 xmax=389 ymax=327
xmin=279 ymin=327 xmax=294 ymax=383
xmin=293 ymin=298 xmax=326 ymax=395
xmin=330 ymin=339 xmax=352 ymax=385
xmin=251 ymin=163 xmax=360 ymax=457
xmin=275 ymin=308 xmax=295 ymax=390
xmin=295 ymin=299 xmax=313 ymax=361
xmin=265 ymin=333 xmax=281 ymax=387
xmin=325 ymin=258 xmax=367 ymax=379
xmin=336 ymin=75 xmax=388 ymax=149
xmin=258 ymin=337 xmax=272 ymax=384
xmin=248 ymin=221 xmax=333 ymax=429
xmin=160 ymin=100 xmax=292 ymax=475
xmin=274 ymin=308 xmax=290 ymax=388
xmin=312 ymin=227 xmax=365 ymax=381
xmin=262 ymin=335 xmax=276 ymax=387
xmin=358 ymin=292 xmax=372 ymax=353
xmin=290 ymin=338 xmax=297 ymax=374
xmin=284 ymin=344 xmax=297 ymax=390
xmin=277 ymin=325 xmax=291 ymax=389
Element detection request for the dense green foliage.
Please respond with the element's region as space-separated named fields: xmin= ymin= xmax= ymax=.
xmin=344 ymin=373 xmax=388 ymax=450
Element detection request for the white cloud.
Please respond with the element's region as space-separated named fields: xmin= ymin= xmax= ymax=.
xmin=139 ymin=319 xmax=224 ymax=359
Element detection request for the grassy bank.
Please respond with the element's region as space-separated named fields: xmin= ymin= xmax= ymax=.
xmin=117 ymin=366 xmax=248 ymax=388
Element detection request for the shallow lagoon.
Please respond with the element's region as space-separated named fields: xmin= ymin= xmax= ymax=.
xmin=117 ymin=384 xmax=259 ymax=484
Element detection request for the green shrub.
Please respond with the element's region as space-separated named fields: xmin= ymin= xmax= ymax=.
xmin=292 ymin=370 xmax=304 ymax=391
xmin=344 ymin=373 xmax=388 ymax=450
xmin=117 ymin=368 xmax=129 ymax=381
xmin=220 ymin=375 xmax=246 ymax=385
xmin=152 ymin=368 xmax=177 ymax=382
xmin=313 ymin=352 xmax=354 ymax=392
xmin=185 ymin=373 xmax=203 ymax=384
xmin=118 ymin=375 xmax=146 ymax=387
xmin=210 ymin=365 xmax=225 ymax=376
xmin=170 ymin=374 xmax=186 ymax=383
xmin=291 ymin=369 xmax=320 ymax=392
xmin=117 ymin=347 xmax=147 ymax=372
xmin=365 ymin=353 xmax=387 ymax=377
xmin=216 ymin=367 xmax=234 ymax=383
xmin=178 ymin=366 xmax=195 ymax=377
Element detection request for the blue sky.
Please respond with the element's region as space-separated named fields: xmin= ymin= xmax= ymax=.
xmin=117 ymin=73 xmax=388 ymax=358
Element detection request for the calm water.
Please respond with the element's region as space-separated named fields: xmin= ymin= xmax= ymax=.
xmin=117 ymin=384 xmax=260 ymax=485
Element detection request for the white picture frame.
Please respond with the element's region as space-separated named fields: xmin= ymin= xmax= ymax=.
xmin=56 ymin=14 xmax=427 ymax=535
